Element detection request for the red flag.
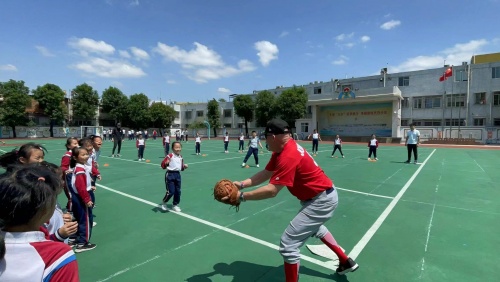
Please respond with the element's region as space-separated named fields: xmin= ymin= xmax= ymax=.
xmin=439 ymin=67 xmax=453 ymax=82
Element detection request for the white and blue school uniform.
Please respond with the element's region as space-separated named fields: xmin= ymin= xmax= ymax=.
xmin=195 ymin=136 xmax=201 ymax=155
xmin=161 ymin=153 xmax=186 ymax=206
xmin=238 ymin=135 xmax=245 ymax=151
xmin=243 ymin=136 xmax=260 ymax=166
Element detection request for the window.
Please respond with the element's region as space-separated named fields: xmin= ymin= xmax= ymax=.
xmin=223 ymin=109 xmax=232 ymax=118
xmin=401 ymin=119 xmax=409 ymax=126
xmin=398 ymin=76 xmax=409 ymax=86
xmin=237 ymin=123 xmax=244 ymax=129
xmin=307 ymin=106 xmax=312 ymax=114
xmin=424 ymin=96 xmax=441 ymax=108
xmin=413 ymin=97 xmax=422 ymax=109
xmin=301 ymin=123 xmax=309 ymax=133
xmin=473 ymin=118 xmax=485 ymax=126
xmin=223 ymin=123 xmax=232 ymax=128
xmin=475 ymin=92 xmax=486 ymax=105
xmin=455 ymin=70 xmax=468 ymax=81
xmin=196 ymin=110 xmax=204 ymax=117
xmin=424 ymin=120 xmax=441 ymax=126
xmin=313 ymin=87 xmax=322 ymax=94
xmin=174 ymin=111 xmax=180 ymax=118
xmin=446 ymin=94 xmax=465 ymax=107
xmin=494 ymin=119 xmax=500 ymax=126
xmin=185 ymin=111 xmax=192 ymax=119
xmin=401 ymin=97 xmax=409 ymax=108
xmin=494 ymin=92 xmax=500 ymax=106
xmin=445 ymin=119 xmax=465 ymax=126
xmin=492 ymin=66 xmax=500 ymax=79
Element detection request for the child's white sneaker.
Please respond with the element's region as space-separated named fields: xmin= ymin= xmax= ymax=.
xmin=172 ymin=205 xmax=181 ymax=212
xmin=161 ymin=204 xmax=167 ymax=211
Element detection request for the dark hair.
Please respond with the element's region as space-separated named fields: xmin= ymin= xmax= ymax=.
xmin=78 ymin=137 xmax=93 ymax=148
xmin=70 ymin=147 xmax=88 ymax=168
xmin=0 ymin=143 xmax=46 ymax=169
xmin=0 ymin=164 xmax=61 ymax=260
xmin=65 ymin=137 xmax=78 ymax=150
xmin=409 ymin=123 xmax=415 ymax=127
xmin=171 ymin=141 xmax=182 ymax=150
xmin=89 ymin=135 xmax=102 ymax=141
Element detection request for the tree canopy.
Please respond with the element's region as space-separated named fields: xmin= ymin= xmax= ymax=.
xmin=0 ymin=80 xmax=32 ymax=137
xmin=149 ymin=102 xmax=176 ymax=129
xmin=275 ymin=87 xmax=308 ymax=129
xmin=101 ymin=86 xmax=129 ymax=124
xmin=254 ymin=90 xmax=277 ymax=127
xmin=32 ymin=83 xmax=67 ymax=137
xmin=233 ymin=95 xmax=254 ymax=136
xmin=71 ymin=83 xmax=99 ymax=122
xmin=127 ymin=93 xmax=150 ymax=129
xmin=207 ymin=99 xmax=221 ymax=137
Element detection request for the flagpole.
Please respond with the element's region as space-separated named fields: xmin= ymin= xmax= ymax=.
xmin=465 ymin=63 xmax=471 ymax=126
xmin=450 ymin=66 xmax=454 ymax=138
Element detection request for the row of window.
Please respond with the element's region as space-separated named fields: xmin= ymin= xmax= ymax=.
xmin=184 ymin=109 xmax=233 ymax=119
xmin=401 ymin=118 xmax=496 ymax=126
xmin=402 ymin=92 xmax=500 ymax=108
xmin=312 ymin=67 xmax=500 ymax=95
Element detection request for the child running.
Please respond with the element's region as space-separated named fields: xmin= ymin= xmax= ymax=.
xmin=136 ymin=134 xmax=146 ymax=161
xmin=70 ymin=146 xmax=97 ymax=252
xmin=331 ymin=134 xmax=345 ymax=158
xmin=0 ymin=164 xmax=80 ymax=281
xmin=160 ymin=142 xmax=188 ymax=212
xmin=368 ymin=134 xmax=379 ymax=161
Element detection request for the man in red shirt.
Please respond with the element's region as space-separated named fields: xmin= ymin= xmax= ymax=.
xmin=233 ymin=119 xmax=358 ymax=281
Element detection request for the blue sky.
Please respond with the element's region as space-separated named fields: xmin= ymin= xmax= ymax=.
xmin=1 ymin=0 xmax=499 ymax=103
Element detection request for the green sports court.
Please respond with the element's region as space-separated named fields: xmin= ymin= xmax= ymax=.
xmin=1 ymin=138 xmax=498 ymax=282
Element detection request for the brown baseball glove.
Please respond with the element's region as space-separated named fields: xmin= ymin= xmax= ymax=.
xmin=213 ymin=179 xmax=240 ymax=211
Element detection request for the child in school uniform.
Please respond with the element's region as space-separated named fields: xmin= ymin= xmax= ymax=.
xmin=61 ymin=137 xmax=79 ymax=211
xmin=163 ymin=132 xmax=171 ymax=156
xmin=0 ymin=165 xmax=80 ymax=281
xmin=160 ymin=142 xmax=188 ymax=212
xmin=238 ymin=133 xmax=245 ymax=153
xmin=307 ymin=129 xmax=322 ymax=155
xmin=136 ymin=134 xmax=146 ymax=161
xmin=195 ymin=133 xmax=201 ymax=155
xmin=70 ymin=146 xmax=97 ymax=252
xmin=368 ymin=134 xmax=379 ymax=161
xmin=331 ymin=135 xmax=345 ymax=158
xmin=223 ymin=132 xmax=229 ymax=153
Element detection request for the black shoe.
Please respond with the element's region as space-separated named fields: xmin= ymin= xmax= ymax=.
xmin=336 ymin=257 xmax=359 ymax=275
xmin=404 ymin=160 xmax=410 ymax=163
xmin=74 ymin=243 xmax=97 ymax=253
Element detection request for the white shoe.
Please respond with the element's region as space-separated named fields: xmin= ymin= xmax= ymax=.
xmin=92 ymin=222 xmax=97 ymax=227
xmin=375 ymin=158 xmax=378 ymax=160
xmin=256 ymin=164 xmax=260 ymax=168
xmin=368 ymin=158 xmax=371 ymax=160
xmin=342 ymin=155 xmax=345 ymax=158
xmin=161 ymin=204 xmax=167 ymax=211
xmin=172 ymin=205 xmax=181 ymax=212
xmin=241 ymin=163 xmax=246 ymax=167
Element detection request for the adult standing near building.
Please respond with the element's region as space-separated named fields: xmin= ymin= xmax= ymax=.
xmin=230 ymin=119 xmax=358 ymax=281
xmin=405 ymin=123 xmax=420 ymax=164
xmin=111 ymin=123 xmax=124 ymax=157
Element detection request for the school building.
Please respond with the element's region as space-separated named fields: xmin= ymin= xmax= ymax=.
xmin=174 ymin=52 xmax=500 ymax=143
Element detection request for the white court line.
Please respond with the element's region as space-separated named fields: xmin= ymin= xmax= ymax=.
xmin=95 ymin=183 xmax=336 ymax=270
xmin=348 ymin=149 xmax=436 ymax=260
xmin=473 ymin=159 xmax=485 ymax=172
xmin=335 ymin=187 xmax=394 ymax=199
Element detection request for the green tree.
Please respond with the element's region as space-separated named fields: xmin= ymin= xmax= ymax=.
xmin=0 ymin=80 xmax=31 ymax=138
xmin=207 ymin=99 xmax=221 ymax=137
xmin=127 ymin=93 xmax=150 ymax=129
xmin=275 ymin=87 xmax=308 ymax=130
xmin=218 ymin=98 xmax=227 ymax=102
xmin=101 ymin=86 xmax=129 ymax=124
xmin=149 ymin=102 xmax=176 ymax=130
xmin=71 ymin=83 xmax=99 ymax=126
xmin=32 ymin=83 xmax=66 ymax=137
xmin=233 ymin=95 xmax=255 ymax=137
xmin=254 ymin=90 xmax=277 ymax=127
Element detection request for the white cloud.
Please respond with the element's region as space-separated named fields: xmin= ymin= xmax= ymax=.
xmin=360 ymin=36 xmax=371 ymax=43
xmin=129 ymin=0 xmax=139 ymax=6
xmin=68 ymin=37 xmax=115 ymax=56
xmin=332 ymin=55 xmax=349 ymax=65
xmin=119 ymin=50 xmax=131 ymax=58
xmin=335 ymin=33 xmax=354 ymax=41
xmin=130 ymin=47 xmax=150 ymax=61
xmin=218 ymin=87 xmax=231 ymax=94
xmin=111 ymin=81 xmax=124 ymax=88
xmin=254 ymin=41 xmax=279 ymax=66
xmin=279 ymin=31 xmax=289 ymax=38
xmin=0 ymin=64 xmax=17 ymax=71
xmin=154 ymin=42 xmax=256 ymax=83
xmin=71 ymin=57 xmax=146 ymax=78
xmin=380 ymin=20 xmax=401 ymax=30
xmin=166 ymin=79 xmax=176 ymax=84
xmin=35 ymin=45 xmax=55 ymax=57
xmin=389 ymin=39 xmax=489 ymax=73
